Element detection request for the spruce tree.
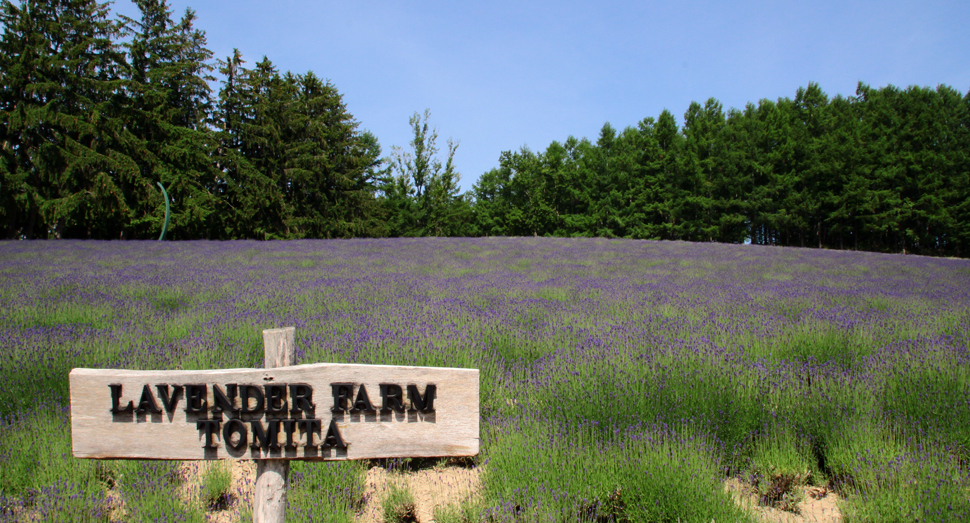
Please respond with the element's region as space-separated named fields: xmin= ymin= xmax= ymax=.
xmin=212 ymin=50 xmax=285 ymax=239
xmin=0 ymin=0 xmax=140 ymax=239
xmin=120 ymin=0 xmax=218 ymax=239
xmin=654 ymin=109 xmax=682 ymax=239
xmin=626 ymin=116 xmax=668 ymax=240
xmin=678 ymin=99 xmax=724 ymax=241
xmin=282 ymin=71 xmax=382 ymax=238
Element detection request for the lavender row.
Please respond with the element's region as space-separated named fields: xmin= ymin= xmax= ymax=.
xmin=1 ymin=237 xmax=968 ymax=520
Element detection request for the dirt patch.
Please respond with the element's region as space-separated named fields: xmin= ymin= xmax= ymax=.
xmin=94 ymin=462 xmax=838 ymax=523
xmin=725 ymin=478 xmax=842 ymax=523
xmin=177 ymin=459 xmax=256 ymax=523
xmin=356 ymin=464 xmax=481 ymax=523
xmin=172 ymin=459 xmax=479 ymax=522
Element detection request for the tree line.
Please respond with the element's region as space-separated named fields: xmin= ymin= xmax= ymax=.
xmin=2 ymin=0 xmax=969 ymax=257
xmin=472 ymin=83 xmax=970 ymax=256
xmin=0 ymin=0 xmax=384 ymax=240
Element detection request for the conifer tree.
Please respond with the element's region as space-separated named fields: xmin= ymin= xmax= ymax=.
xmin=715 ymin=106 xmax=755 ymax=243
xmin=212 ymin=49 xmax=285 ymax=239
xmin=120 ymin=0 xmax=218 ymax=239
xmin=282 ymin=71 xmax=382 ymax=238
xmin=677 ymin=99 xmax=724 ymax=241
xmin=0 ymin=0 xmax=138 ymax=239
xmin=653 ymin=109 xmax=682 ymax=239
xmin=626 ymin=116 xmax=668 ymax=240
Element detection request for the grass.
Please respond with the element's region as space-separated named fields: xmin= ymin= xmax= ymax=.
xmin=1 ymin=237 xmax=969 ymax=521
xmin=108 ymin=461 xmax=206 ymax=522
xmin=827 ymin=418 xmax=970 ymax=522
xmin=381 ymin=480 xmax=417 ymax=523
xmin=201 ymin=462 xmax=233 ymax=511
xmin=482 ymin=419 xmax=751 ymax=522
xmin=434 ymin=501 xmax=482 ymax=523
xmin=747 ymin=425 xmax=817 ymax=511
xmin=287 ymin=460 xmax=367 ymax=523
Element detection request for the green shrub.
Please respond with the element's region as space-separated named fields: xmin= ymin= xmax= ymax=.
xmin=482 ymin=419 xmax=752 ymax=522
xmin=381 ymin=480 xmax=416 ymax=523
xmin=286 ymin=460 xmax=367 ymax=523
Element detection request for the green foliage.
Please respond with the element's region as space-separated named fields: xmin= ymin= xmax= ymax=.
xmin=200 ymin=462 xmax=232 ymax=510
xmin=286 ymin=460 xmax=367 ymax=523
xmin=828 ymin=418 xmax=970 ymax=523
xmin=433 ymin=500 xmax=481 ymax=523
xmin=1 ymin=0 xmax=967 ymax=253
xmin=879 ymin=343 xmax=970 ymax=452
xmin=747 ymin=426 xmax=817 ymax=511
xmin=465 ymin=82 xmax=970 ymax=257
xmin=380 ymin=109 xmax=472 ymax=237
xmin=483 ymin=420 xmax=752 ymax=522
xmin=0 ymin=0 xmax=138 ymax=239
xmin=0 ymin=0 xmax=383 ymax=240
xmin=380 ymin=480 xmax=417 ymax=523
xmin=109 ymin=460 xmax=206 ymax=522
xmin=0 ymin=403 xmax=101 ymax=498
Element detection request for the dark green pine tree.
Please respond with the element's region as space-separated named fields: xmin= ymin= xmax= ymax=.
xmin=652 ymin=109 xmax=682 ymax=239
xmin=120 ymin=0 xmax=219 ymax=239
xmin=534 ymin=140 xmax=569 ymax=235
xmin=714 ymin=106 xmax=756 ymax=243
xmin=545 ymin=136 xmax=593 ymax=236
xmin=471 ymin=163 xmax=512 ymax=236
xmin=956 ymin=88 xmax=970 ymax=255
xmin=625 ymin=116 xmax=668 ymax=240
xmin=0 ymin=0 xmax=140 ymax=239
xmin=762 ymin=97 xmax=801 ymax=246
xmin=677 ymin=99 xmax=725 ymax=241
xmin=820 ymin=93 xmax=868 ymax=251
xmin=355 ymin=129 xmax=391 ymax=237
xmin=561 ymin=137 xmax=599 ymax=236
xmin=741 ymin=100 xmax=776 ymax=246
xmin=789 ymin=82 xmax=832 ymax=248
xmin=281 ymin=71 xmax=383 ymax=238
xmin=460 ymin=81 xmax=970 ymax=255
xmin=239 ymin=58 xmax=289 ymax=192
xmin=584 ymin=123 xmax=625 ymax=238
xmin=500 ymin=147 xmax=557 ymax=236
xmin=951 ymin=88 xmax=970 ymax=255
xmin=856 ymin=83 xmax=908 ymax=252
xmin=212 ymin=50 xmax=285 ymax=239
xmin=892 ymin=84 xmax=967 ymax=254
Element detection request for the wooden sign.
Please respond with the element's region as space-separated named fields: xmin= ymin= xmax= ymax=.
xmin=71 ymin=327 xmax=479 ymax=522
xmin=70 ymin=362 xmax=479 ymax=461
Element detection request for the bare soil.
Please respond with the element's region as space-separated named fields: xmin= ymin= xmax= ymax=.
xmin=176 ymin=459 xmax=256 ymax=523
xmin=724 ymin=477 xmax=843 ymax=523
xmin=171 ymin=462 xmax=841 ymax=523
xmin=356 ymin=464 xmax=481 ymax=523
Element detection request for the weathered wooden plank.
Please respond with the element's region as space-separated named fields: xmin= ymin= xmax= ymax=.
xmin=255 ymin=327 xmax=294 ymax=523
xmin=69 ymin=362 xmax=479 ymax=461
xmin=262 ymin=326 xmax=295 ymax=370
xmin=255 ymin=459 xmax=287 ymax=523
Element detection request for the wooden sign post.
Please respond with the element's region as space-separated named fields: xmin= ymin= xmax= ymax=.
xmin=69 ymin=327 xmax=480 ymax=522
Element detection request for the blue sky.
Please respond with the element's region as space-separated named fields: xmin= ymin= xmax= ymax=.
xmin=111 ymin=0 xmax=970 ymax=193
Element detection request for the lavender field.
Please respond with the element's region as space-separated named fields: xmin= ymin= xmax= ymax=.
xmin=1 ymin=238 xmax=969 ymax=522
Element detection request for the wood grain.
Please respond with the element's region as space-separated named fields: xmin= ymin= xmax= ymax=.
xmin=70 ymin=363 xmax=479 ymax=461
xmin=255 ymin=327 xmax=294 ymax=523
xmin=262 ymin=327 xmax=295 ymax=370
